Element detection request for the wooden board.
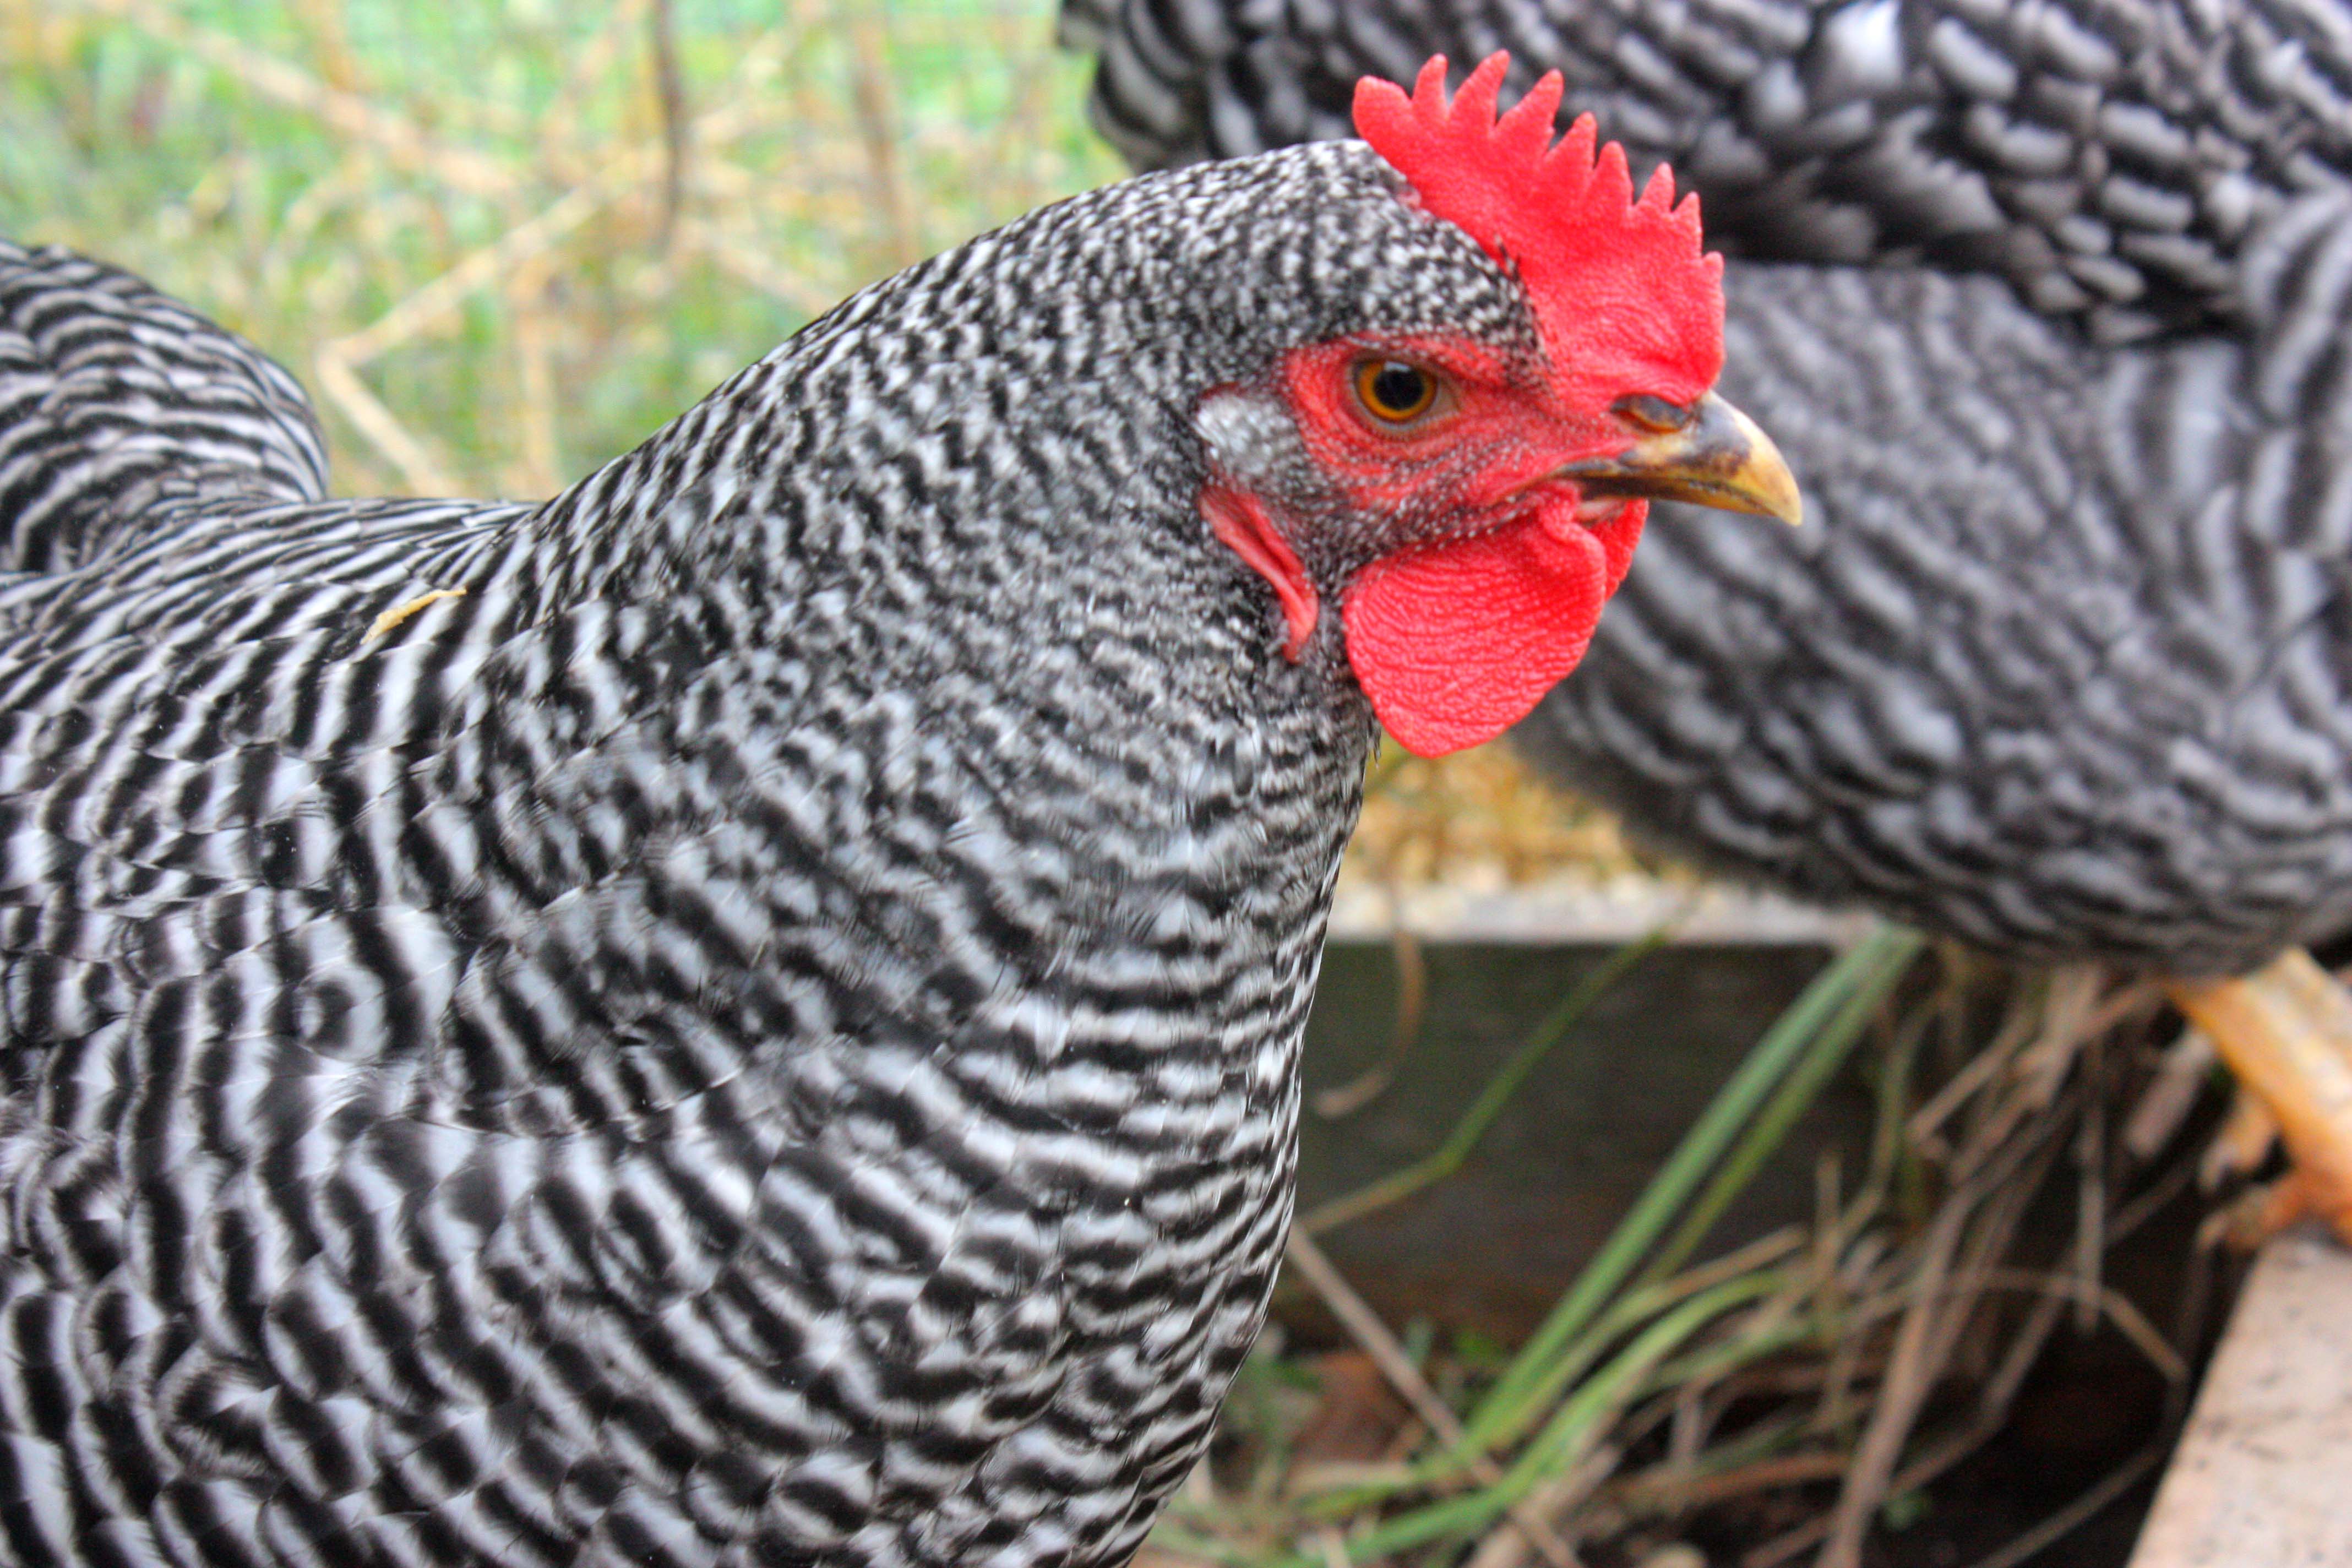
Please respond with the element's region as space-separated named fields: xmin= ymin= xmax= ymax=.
xmin=2129 ymin=1224 xmax=2352 ymax=1568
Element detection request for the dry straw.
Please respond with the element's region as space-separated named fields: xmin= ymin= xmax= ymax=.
xmin=1145 ymin=930 xmax=2228 ymax=1568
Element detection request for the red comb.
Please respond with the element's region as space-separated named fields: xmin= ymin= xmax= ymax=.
xmin=1354 ymin=55 xmax=1723 ymax=401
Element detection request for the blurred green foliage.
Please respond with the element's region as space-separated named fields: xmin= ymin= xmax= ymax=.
xmin=0 ymin=0 xmax=1121 ymax=497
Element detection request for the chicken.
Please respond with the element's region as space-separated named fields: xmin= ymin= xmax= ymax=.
xmin=1065 ymin=0 xmax=2352 ymax=1246
xmin=0 ymin=61 xmax=1796 ymax=1568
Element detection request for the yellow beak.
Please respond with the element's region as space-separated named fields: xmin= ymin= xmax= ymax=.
xmin=1552 ymin=391 xmax=1803 ymax=526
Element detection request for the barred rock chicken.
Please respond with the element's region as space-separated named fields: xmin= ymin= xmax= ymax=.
xmin=0 ymin=63 xmax=1796 ymax=1568
xmin=1063 ymin=0 xmax=2352 ymax=1243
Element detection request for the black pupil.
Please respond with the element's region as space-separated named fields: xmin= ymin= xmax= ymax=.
xmin=1370 ymin=362 xmax=1428 ymax=414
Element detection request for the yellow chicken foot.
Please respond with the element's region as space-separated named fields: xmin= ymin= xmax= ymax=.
xmin=2198 ymin=1080 xmax=2280 ymax=1190
xmin=2165 ymin=948 xmax=2352 ymax=1248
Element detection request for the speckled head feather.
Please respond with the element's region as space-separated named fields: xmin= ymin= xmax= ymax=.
xmin=1354 ymin=54 xmax=1725 ymax=409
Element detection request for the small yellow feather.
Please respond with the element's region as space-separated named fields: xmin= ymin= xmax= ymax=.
xmin=363 ymin=587 xmax=468 ymax=644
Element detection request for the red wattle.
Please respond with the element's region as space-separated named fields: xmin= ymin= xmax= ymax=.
xmin=1343 ymin=501 xmax=1646 ymax=756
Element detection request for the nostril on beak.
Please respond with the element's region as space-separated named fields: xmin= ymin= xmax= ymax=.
xmin=1611 ymin=393 xmax=1698 ymax=434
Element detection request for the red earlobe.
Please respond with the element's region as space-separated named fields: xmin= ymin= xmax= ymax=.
xmin=1205 ymin=483 xmax=1320 ymax=660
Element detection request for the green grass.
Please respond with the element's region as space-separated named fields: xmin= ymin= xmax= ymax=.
xmin=0 ymin=0 xmax=1123 ymax=497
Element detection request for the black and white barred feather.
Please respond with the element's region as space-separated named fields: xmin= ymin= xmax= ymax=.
xmin=0 ymin=247 xmax=327 ymax=573
xmin=1068 ymin=0 xmax=2352 ymax=974
xmin=1528 ymin=195 xmax=2352 ymax=972
xmin=1068 ymin=0 xmax=2352 ymax=340
xmin=0 ymin=141 xmax=1529 ymax=1568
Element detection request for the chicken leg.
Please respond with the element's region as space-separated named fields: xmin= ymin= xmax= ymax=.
xmin=2165 ymin=949 xmax=2352 ymax=1246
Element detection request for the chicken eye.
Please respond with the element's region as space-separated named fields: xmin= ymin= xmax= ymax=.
xmin=1353 ymin=359 xmax=1440 ymax=424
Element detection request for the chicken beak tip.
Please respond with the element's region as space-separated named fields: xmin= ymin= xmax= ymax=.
xmin=1708 ymin=395 xmax=1804 ymax=528
xmin=1558 ymin=391 xmax=1804 ymax=527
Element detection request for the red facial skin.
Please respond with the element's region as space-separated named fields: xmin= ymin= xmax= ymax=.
xmin=1204 ymin=53 xmax=1728 ymax=755
xmin=1218 ymin=333 xmax=1670 ymax=756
